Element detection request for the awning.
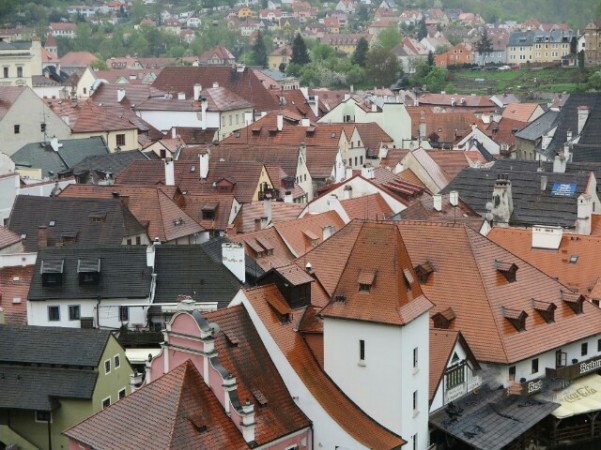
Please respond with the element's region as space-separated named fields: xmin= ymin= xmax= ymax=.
xmin=536 ymin=373 xmax=601 ymax=419
xmin=430 ymin=385 xmax=559 ymax=450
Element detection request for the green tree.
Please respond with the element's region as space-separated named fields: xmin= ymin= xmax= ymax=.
xmin=579 ymin=50 xmax=585 ymax=71
xmin=252 ymin=30 xmax=268 ymax=68
xmin=475 ymin=28 xmax=493 ymax=64
xmin=130 ymin=0 xmax=146 ymax=24
xmin=376 ymin=26 xmax=401 ymax=51
xmin=366 ymin=46 xmax=401 ymax=88
xmin=417 ymin=16 xmax=428 ymax=41
xmin=427 ymin=50 xmax=434 ymax=66
xmin=290 ymin=33 xmax=310 ymax=65
xmin=425 ymin=67 xmax=448 ymax=92
xmin=351 ymin=37 xmax=369 ymax=67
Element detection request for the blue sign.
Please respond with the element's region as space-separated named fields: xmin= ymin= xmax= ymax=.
xmin=551 ymin=183 xmax=577 ymax=197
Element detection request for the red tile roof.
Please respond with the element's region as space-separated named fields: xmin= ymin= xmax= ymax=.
xmin=47 ymin=99 xmax=138 ymax=133
xmin=501 ymin=103 xmax=540 ymax=122
xmin=204 ymin=305 xmax=312 ymax=444
xmin=244 ymin=284 xmax=406 ymax=449
xmin=58 ymin=184 xmax=204 ymax=242
xmin=0 ymin=226 xmax=22 ymax=250
xmin=64 ymin=360 xmax=250 ymax=449
xmin=407 ymin=106 xmax=479 ymax=144
xmin=59 ymin=51 xmax=98 ymax=67
xmin=228 ymin=227 xmax=296 ymax=272
xmin=152 ymin=66 xmax=279 ymax=113
xmin=234 ymin=201 xmax=302 ymax=233
xmin=182 ymin=193 xmax=236 ymax=232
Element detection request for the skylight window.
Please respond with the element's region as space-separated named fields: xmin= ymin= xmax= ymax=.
xmin=569 ymin=255 xmax=578 ymax=264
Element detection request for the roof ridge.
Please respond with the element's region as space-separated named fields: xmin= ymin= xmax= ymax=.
xmin=167 ymin=360 xmax=193 ymax=449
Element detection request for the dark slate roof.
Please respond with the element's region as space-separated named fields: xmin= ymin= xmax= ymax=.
xmin=514 ymin=110 xmax=559 ymax=141
xmin=0 ymin=324 xmax=110 ymax=366
xmin=429 ymin=385 xmax=559 ymax=450
xmin=68 ymin=149 xmax=153 ymax=183
xmin=28 ymin=247 xmax=152 ymax=301
xmin=11 ymin=137 xmax=109 ymax=179
xmin=0 ymin=365 xmax=98 ymax=411
xmin=201 ymin=235 xmax=265 ymax=283
xmin=153 ymin=245 xmax=241 ymax=307
xmin=572 ymin=100 xmax=601 ymax=162
xmin=540 ymin=93 xmax=601 ymax=159
xmin=7 ymin=196 xmax=146 ymax=252
xmin=442 ymin=160 xmax=596 ymax=228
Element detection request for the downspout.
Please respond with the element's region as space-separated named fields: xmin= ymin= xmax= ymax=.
xmin=47 ymin=414 xmax=52 ymax=450
xmin=96 ymin=296 xmax=101 ymax=328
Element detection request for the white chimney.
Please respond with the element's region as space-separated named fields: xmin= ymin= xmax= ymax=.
xmin=199 ymin=153 xmax=209 ymax=179
xmin=577 ymin=105 xmax=589 ymax=134
xmin=301 ymin=117 xmax=310 ymax=127
xmin=117 ymin=88 xmax=126 ymax=102
xmin=277 ymin=113 xmax=283 ymax=131
xmin=371 ymin=104 xmax=377 ymax=112
xmin=171 ymin=127 xmax=177 ymax=139
xmin=361 ymin=165 xmax=375 ymax=179
xmin=491 ymin=174 xmax=513 ymax=226
xmin=540 ymin=175 xmax=548 ymax=191
xmin=322 ymin=224 xmax=335 ymax=240
xmin=263 ymin=194 xmax=273 ymax=225
xmin=164 ymin=159 xmax=175 ymax=186
xmin=343 ymin=185 xmax=353 ymax=200
xmin=576 ymin=193 xmax=593 ymax=235
xmin=433 ymin=193 xmax=442 ymax=211
xmin=553 ymin=153 xmax=567 ymax=174
xmin=212 ymin=81 xmax=219 ymax=88
xmin=284 ymin=191 xmax=293 ymax=203
xmin=221 ymin=242 xmax=245 ymax=283
xmin=177 ymin=91 xmax=186 ymax=100
xmin=200 ymin=97 xmax=208 ymax=129
xmin=193 ymin=83 xmax=202 ymax=100
xmin=326 ymin=194 xmax=350 ymax=223
xmin=450 ymin=190 xmax=459 ymax=206
xmin=240 ymin=400 xmax=256 ymax=444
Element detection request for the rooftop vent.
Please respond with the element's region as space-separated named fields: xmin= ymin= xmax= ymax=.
xmin=495 ymin=260 xmax=518 ymax=283
xmin=502 ymin=306 xmax=528 ymax=332
xmin=431 ymin=307 xmax=455 ymax=329
xmin=532 ymin=299 xmax=556 ymax=324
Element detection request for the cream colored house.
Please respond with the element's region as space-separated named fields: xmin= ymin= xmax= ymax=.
xmin=507 ymin=30 xmax=575 ymax=65
xmin=0 ymin=38 xmax=42 ymax=88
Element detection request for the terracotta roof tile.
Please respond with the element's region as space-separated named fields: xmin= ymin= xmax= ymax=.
xmin=407 ymin=106 xmax=479 ymax=144
xmin=501 ymin=103 xmax=540 ymax=122
xmin=152 ymin=66 xmax=279 ymax=113
xmin=244 ymin=285 xmax=406 ymax=449
xmin=234 ymin=201 xmax=303 ymax=233
xmin=228 ymin=227 xmax=295 ymax=272
xmin=340 ymin=193 xmax=394 ymax=220
xmin=182 ymin=193 xmax=236 ymax=232
xmin=47 ymin=99 xmax=137 ymax=133
xmin=64 ymin=360 xmax=250 ymax=449
xmin=0 ymin=226 xmax=22 ymax=250
xmin=429 ymin=329 xmax=459 ymax=400
xmin=487 ymin=228 xmax=601 ymax=296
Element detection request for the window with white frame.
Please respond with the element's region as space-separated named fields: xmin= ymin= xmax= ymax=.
xmin=104 ymin=359 xmax=111 ymax=374
xmin=114 ymin=354 xmax=121 ymax=369
xmin=35 ymin=410 xmax=52 ymax=423
xmin=118 ymin=388 xmax=126 ymax=400
xmin=102 ymin=396 xmax=111 ymax=409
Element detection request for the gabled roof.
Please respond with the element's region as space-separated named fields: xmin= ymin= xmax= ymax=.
xmin=183 ymin=193 xmax=236 ymax=231
xmin=59 ymin=184 xmax=204 ymax=242
xmin=59 ymin=51 xmax=98 ymax=67
xmin=406 ymin=106 xmax=478 ymax=144
xmin=47 ymin=99 xmax=138 ymax=133
xmin=69 ymin=150 xmax=151 ymax=183
xmin=235 ymin=201 xmax=303 ymax=233
xmin=152 ymin=66 xmax=279 ymax=112
xmin=228 ymin=227 xmax=296 ymax=272
xmin=28 ymin=247 xmax=152 ymax=301
xmin=400 ymin=193 xmax=483 ymax=229
xmin=153 ymin=245 xmax=240 ymax=307
xmin=64 ymin=360 xmax=250 ymax=449
xmin=442 ymin=160 xmax=594 ymax=228
xmin=319 ymin=221 xmax=433 ymax=326
xmin=204 ymin=305 xmax=312 ymax=443
xmin=12 ymin=137 xmax=109 ymax=179
xmin=90 ymin=83 xmax=164 ymax=106
xmin=8 ymin=196 xmax=146 ymax=252
xmin=396 ymin=221 xmax=601 ymax=364
xmin=0 ymin=225 xmax=22 ymax=250
xmin=514 ymin=109 xmax=559 ymax=141
xmin=501 ymin=103 xmax=541 ymax=122
xmin=0 ymin=324 xmax=111 ymax=367
xmin=243 ymin=284 xmax=406 ymax=449
xmin=0 ymin=86 xmax=27 ymax=121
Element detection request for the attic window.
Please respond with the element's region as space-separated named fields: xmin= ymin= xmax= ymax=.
xmin=49 ymin=220 xmax=56 ymax=227
xmin=201 ymin=203 xmax=218 ymax=220
xmin=173 ymin=218 xmax=185 ymax=226
xmin=502 ymin=306 xmax=528 ymax=332
xmin=305 ymin=127 xmax=315 ymax=136
xmin=569 ymin=255 xmax=578 ymax=264
xmin=256 ymin=237 xmax=274 ymax=256
xmin=266 ymin=294 xmax=292 ymax=323
xmin=268 ymin=128 xmax=278 ymax=136
xmin=358 ymin=269 xmax=376 ymax=292
xmin=77 ymin=258 xmax=101 ymax=286
xmin=89 ymin=210 xmax=107 ymax=222
xmin=495 ymin=260 xmax=518 ymax=282
xmin=330 ymin=132 xmax=336 ymax=138
xmin=251 ymin=126 xmax=262 ymax=135
xmin=303 ymin=230 xmax=319 ymax=242
xmin=532 ymin=299 xmax=557 ymax=324
xmin=188 ymin=415 xmax=207 ymax=433
xmin=561 ymin=290 xmax=585 ymax=314
xmin=432 ymin=307 xmax=455 ymax=329
xmin=41 ymin=259 xmax=64 ymax=287
xmin=414 ymin=260 xmax=434 ymax=284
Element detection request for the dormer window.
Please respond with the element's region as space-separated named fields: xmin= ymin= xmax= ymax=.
xmin=495 ymin=260 xmax=518 ymax=282
xmin=358 ymin=269 xmax=376 ymax=293
xmin=201 ymin=203 xmax=217 ymax=220
xmin=41 ymin=259 xmax=64 ymax=287
xmin=432 ymin=307 xmax=456 ymax=329
xmin=503 ymin=306 xmax=528 ymax=332
xmin=532 ymin=299 xmax=557 ymax=323
xmin=561 ymin=290 xmax=585 ymax=314
xmin=89 ymin=210 xmax=107 ymax=223
xmin=414 ymin=260 xmax=434 ymax=284
xmin=78 ymin=258 xmax=101 ymax=286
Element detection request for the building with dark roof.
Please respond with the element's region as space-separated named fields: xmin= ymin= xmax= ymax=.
xmin=0 ymin=324 xmax=133 ymax=450
xmin=11 ymin=136 xmax=109 ymax=180
xmin=7 ymin=196 xmax=149 ymax=252
xmin=28 ymin=246 xmax=154 ymax=330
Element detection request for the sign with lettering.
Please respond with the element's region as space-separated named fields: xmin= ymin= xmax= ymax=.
xmin=580 ymin=358 xmax=601 ymax=375
xmin=551 ymin=183 xmax=577 ymax=197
